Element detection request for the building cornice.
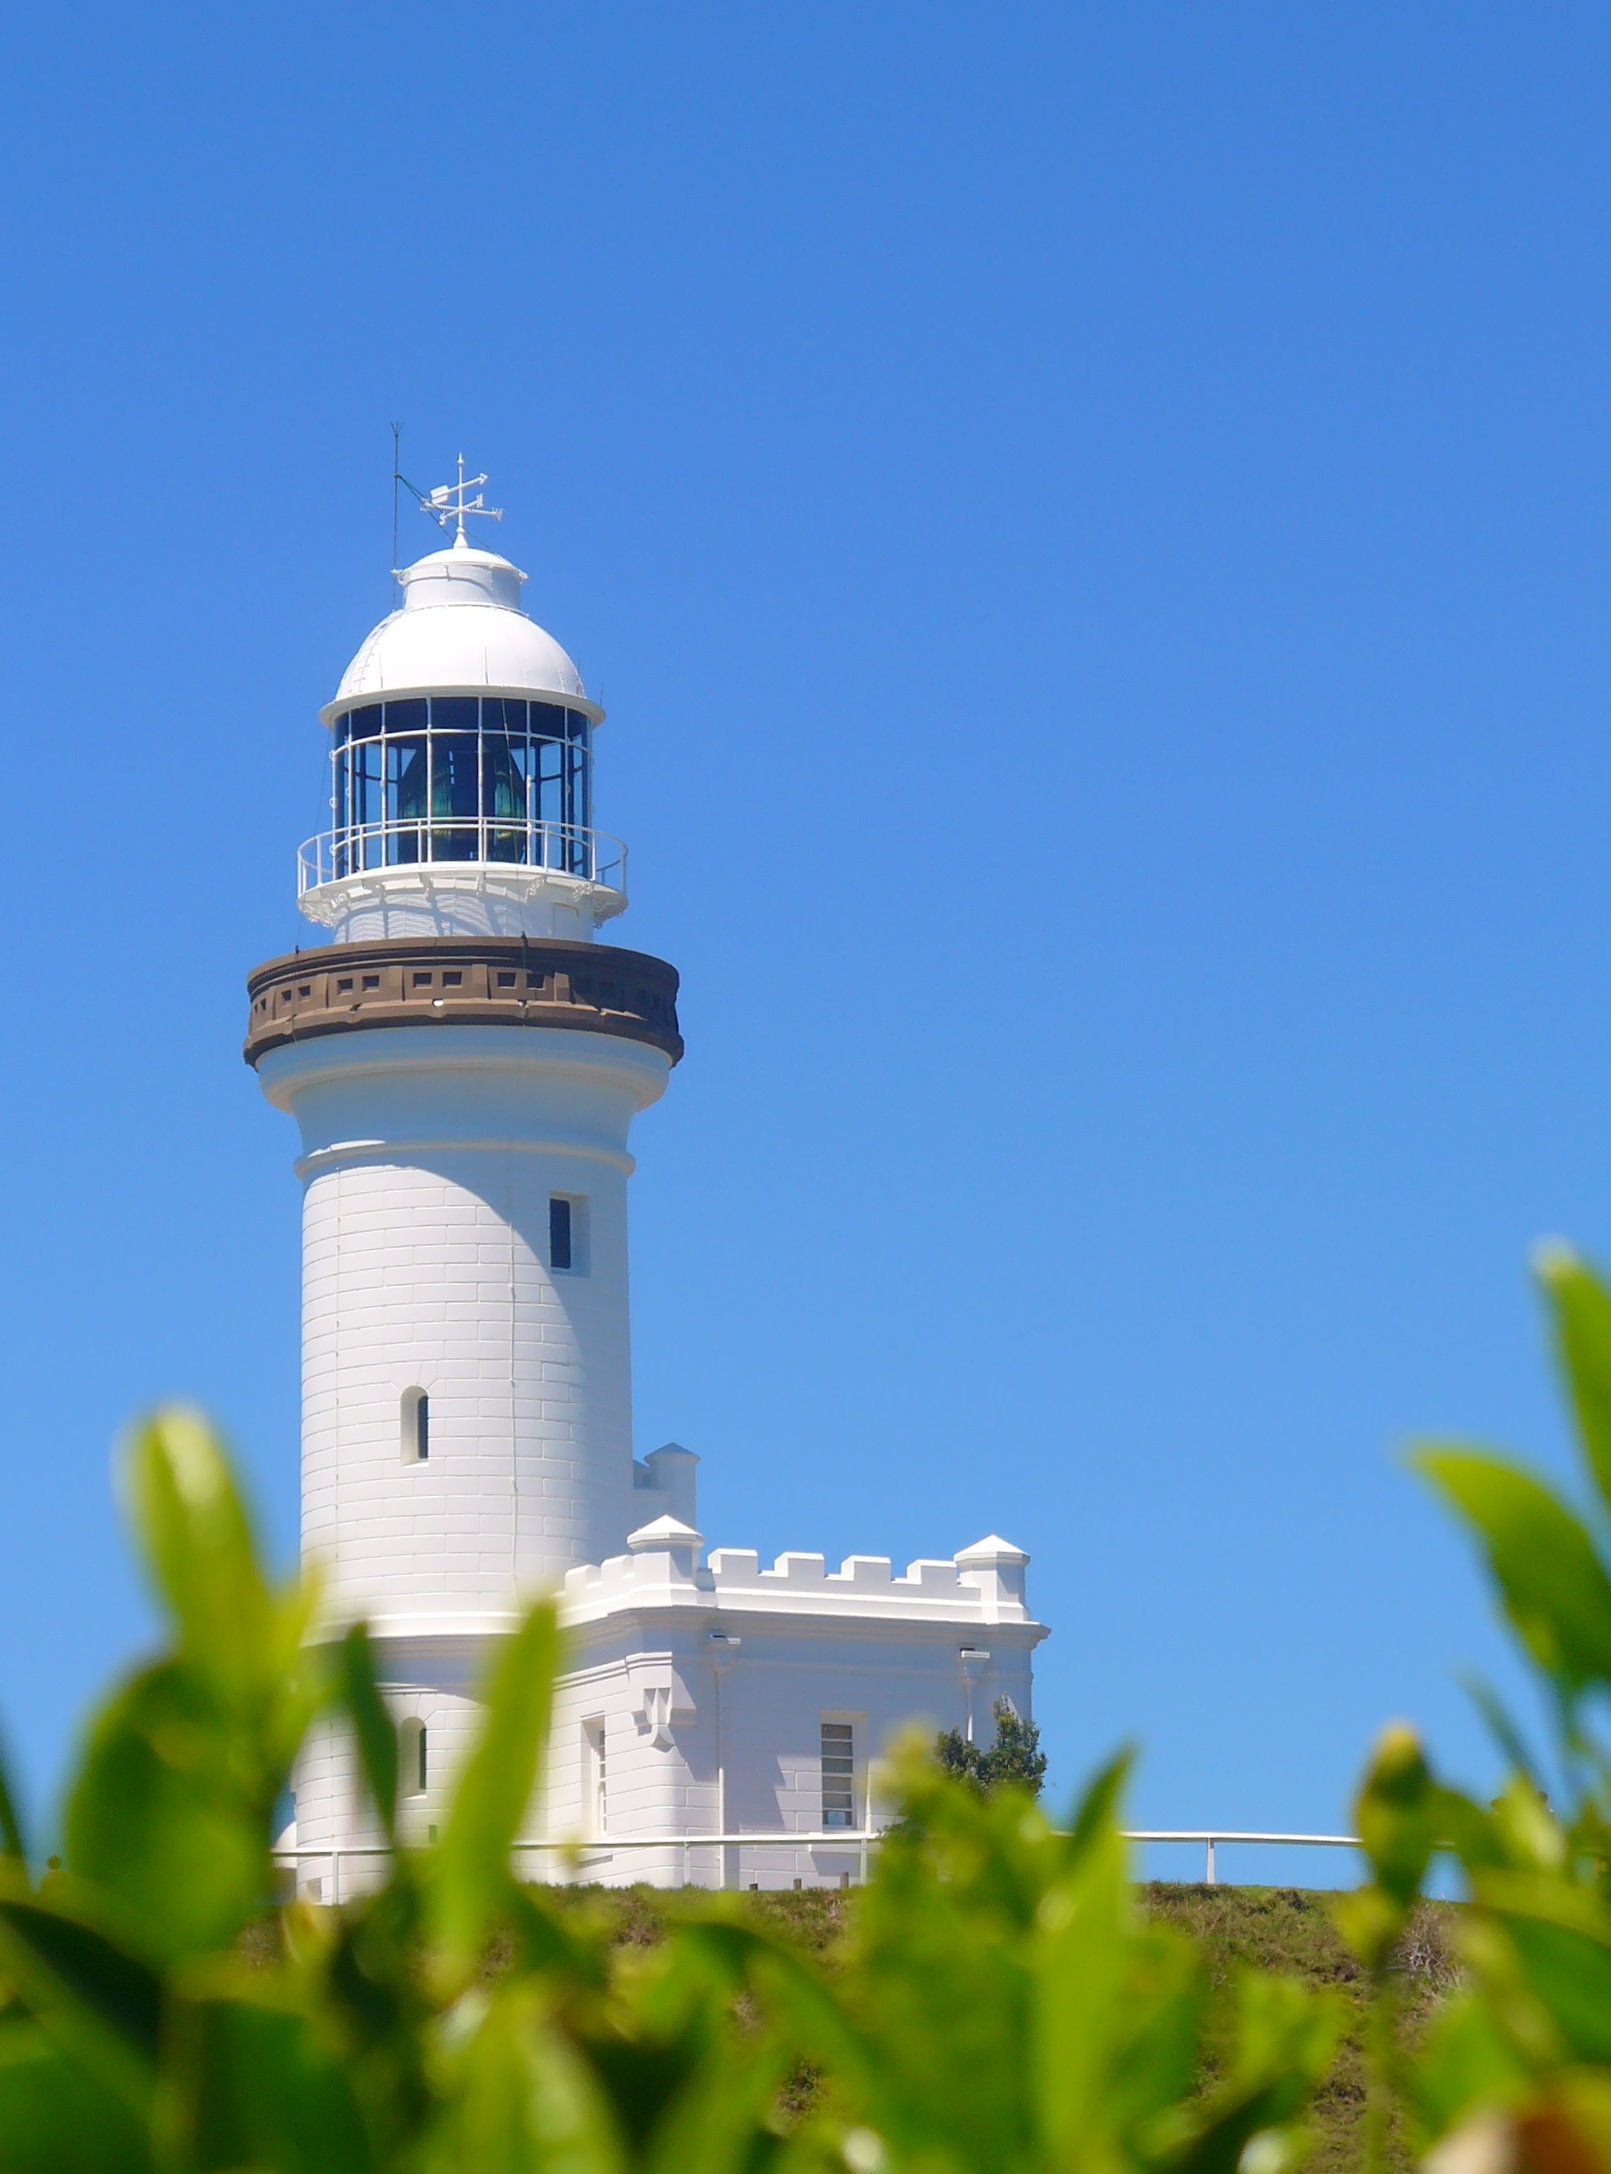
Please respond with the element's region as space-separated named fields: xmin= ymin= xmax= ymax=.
xmin=244 ymin=935 xmax=682 ymax=1068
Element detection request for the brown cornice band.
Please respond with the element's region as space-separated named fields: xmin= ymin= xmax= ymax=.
xmin=245 ymin=937 xmax=683 ymax=1069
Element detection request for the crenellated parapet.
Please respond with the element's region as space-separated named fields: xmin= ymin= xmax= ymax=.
xmin=560 ymin=1522 xmax=1033 ymax=1629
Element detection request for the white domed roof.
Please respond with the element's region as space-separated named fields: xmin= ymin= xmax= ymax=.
xmin=322 ymin=536 xmax=597 ymax=723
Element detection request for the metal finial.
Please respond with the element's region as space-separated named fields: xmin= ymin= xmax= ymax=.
xmin=420 ymin=453 xmax=504 ymax=546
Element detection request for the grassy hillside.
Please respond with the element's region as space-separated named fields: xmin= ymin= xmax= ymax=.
xmin=480 ymin=1880 xmax=1459 ymax=2172
xmin=1145 ymin=1885 xmax=1458 ymax=2174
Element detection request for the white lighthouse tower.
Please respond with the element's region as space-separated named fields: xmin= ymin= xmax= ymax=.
xmin=251 ymin=472 xmax=1045 ymax=1892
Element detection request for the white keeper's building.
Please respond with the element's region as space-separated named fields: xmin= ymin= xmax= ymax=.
xmin=249 ymin=478 xmax=1047 ymax=1891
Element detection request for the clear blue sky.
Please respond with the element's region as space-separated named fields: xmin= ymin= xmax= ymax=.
xmin=0 ymin=2 xmax=1605 ymax=1877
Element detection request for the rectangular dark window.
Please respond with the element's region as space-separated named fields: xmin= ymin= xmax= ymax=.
xmin=550 ymin=1196 xmax=573 ymax=1273
xmin=403 ymin=1389 xmax=429 ymax=1463
xmin=821 ymin=1722 xmax=855 ymax=1829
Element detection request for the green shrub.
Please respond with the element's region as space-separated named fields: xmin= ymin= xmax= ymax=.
xmin=0 ymin=1411 xmax=1344 ymax=2172
xmin=1336 ymin=1248 xmax=1611 ymax=2173
xmin=936 ymin=1699 xmax=1049 ymax=1796
xmin=7 ymin=1244 xmax=1611 ymax=2169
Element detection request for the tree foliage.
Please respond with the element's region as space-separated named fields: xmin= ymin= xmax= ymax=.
xmin=935 ymin=1699 xmax=1048 ymax=1797
xmin=13 ymin=1246 xmax=1611 ymax=2167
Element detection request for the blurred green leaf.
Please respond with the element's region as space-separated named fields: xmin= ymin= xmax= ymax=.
xmin=65 ymin=1660 xmax=269 ymax=1963
xmin=0 ymin=2021 xmax=153 ymax=2173
xmin=1536 ymin=1245 xmax=1611 ymax=1520
xmin=426 ymin=1984 xmax=622 ymax=2174
xmin=1354 ymin=1723 xmax=1438 ymax=1916
xmin=160 ymin=1984 xmax=375 ymax=2174
xmin=1065 ymin=1745 xmax=1132 ymax=1863
xmin=0 ymin=1898 xmax=161 ymax=2112
xmin=0 ymin=1408 xmax=1379 ymax=2172
xmin=1462 ymin=1674 xmax=1545 ymax=1790
xmin=1461 ymin=1876 xmax=1611 ymax=2068
xmin=1411 ymin=1992 xmax=1531 ymax=2142
xmin=1032 ymin=1773 xmax=1144 ymax=2159
xmin=1487 ymin=1778 xmax=1568 ymax=1877
xmin=433 ymin=1602 xmax=559 ymax=1973
xmin=1415 ymin=1449 xmax=1611 ymax=1696
xmin=333 ymin=1626 xmax=398 ymax=1845
xmin=0 ymin=1723 xmax=26 ymax=1868
xmin=121 ymin=1411 xmax=274 ymax=1693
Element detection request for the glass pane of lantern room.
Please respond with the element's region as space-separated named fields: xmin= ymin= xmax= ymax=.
xmin=566 ymin=737 xmax=590 ymax=862
xmin=357 ymin=737 xmax=385 ymax=867
xmin=429 ymin=698 xmax=480 ymax=861
xmin=332 ymin=741 xmax=351 ymax=874
xmin=387 ymin=734 xmax=427 ymax=863
xmin=534 ymin=735 xmax=565 ymax=857
xmin=482 ymin=721 xmax=526 ymax=864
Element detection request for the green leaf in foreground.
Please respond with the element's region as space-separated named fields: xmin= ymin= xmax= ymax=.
xmin=0 ymin=1898 xmax=161 ymax=2112
xmin=0 ymin=2023 xmax=153 ymax=2174
xmin=333 ymin=1625 xmax=399 ymax=1845
xmin=1413 ymin=1447 xmax=1611 ymax=1698
xmin=432 ymin=1600 xmax=560 ymax=1974
xmin=64 ymin=1660 xmax=270 ymax=1963
xmin=0 ymin=1723 xmax=26 ymax=1867
xmin=1535 ymin=1242 xmax=1611 ymax=1522
xmin=121 ymin=1410 xmax=273 ymax=1694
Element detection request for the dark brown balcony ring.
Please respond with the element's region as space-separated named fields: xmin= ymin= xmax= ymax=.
xmin=245 ymin=937 xmax=683 ymax=1069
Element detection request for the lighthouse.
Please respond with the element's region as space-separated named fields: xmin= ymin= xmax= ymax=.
xmin=250 ymin=470 xmax=1045 ymax=1892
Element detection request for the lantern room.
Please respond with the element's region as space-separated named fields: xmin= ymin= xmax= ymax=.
xmin=297 ymin=524 xmax=626 ymax=943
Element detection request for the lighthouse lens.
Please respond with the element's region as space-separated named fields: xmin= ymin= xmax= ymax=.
xmin=482 ymin=729 xmax=526 ymax=862
xmin=328 ymin=695 xmax=597 ymax=876
xmin=430 ymin=722 xmax=481 ymax=860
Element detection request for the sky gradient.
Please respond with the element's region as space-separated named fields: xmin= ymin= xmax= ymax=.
xmin=2 ymin=3 xmax=1608 ymax=1879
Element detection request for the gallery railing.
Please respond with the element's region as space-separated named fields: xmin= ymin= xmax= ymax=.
xmin=298 ymin=818 xmax=627 ymax=895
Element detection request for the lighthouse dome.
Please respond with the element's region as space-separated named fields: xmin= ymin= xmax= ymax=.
xmin=321 ymin=535 xmax=597 ymax=724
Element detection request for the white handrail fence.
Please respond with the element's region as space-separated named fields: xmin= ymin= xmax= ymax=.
xmin=273 ymin=1830 xmax=1364 ymax=1906
xmin=298 ymin=817 xmax=627 ymax=894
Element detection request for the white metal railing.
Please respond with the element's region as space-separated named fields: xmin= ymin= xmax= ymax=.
xmin=297 ymin=818 xmax=627 ymax=896
xmin=1128 ymin=1831 xmax=1362 ymax=1885
xmin=272 ymin=1830 xmax=1364 ymax=1904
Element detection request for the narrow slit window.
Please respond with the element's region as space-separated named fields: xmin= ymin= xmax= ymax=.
xmin=584 ymin=1718 xmax=607 ymax=1835
xmin=402 ymin=1388 xmax=429 ymax=1463
xmin=821 ymin=1721 xmax=856 ymax=1830
xmin=550 ymin=1195 xmax=573 ymax=1273
xmin=400 ymin=1717 xmax=427 ymax=1798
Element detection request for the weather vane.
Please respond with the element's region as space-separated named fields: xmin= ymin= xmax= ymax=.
xmin=405 ymin=453 xmax=504 ymax=545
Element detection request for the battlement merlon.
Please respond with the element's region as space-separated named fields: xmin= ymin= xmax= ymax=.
xmin=555 ymin=1524 xmax=1042 ymax=1632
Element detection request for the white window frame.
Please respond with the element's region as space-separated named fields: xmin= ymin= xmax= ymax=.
xmin=819 ymin=1714 xmax=862 ymax=1832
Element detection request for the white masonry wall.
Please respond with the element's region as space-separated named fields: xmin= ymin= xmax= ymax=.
xmin=298 ymin=1147 xmax=634 ymax=1611
xmin=257 ymin=1018 xmax=671 ymax=1880
xmin=283 ymin=1535 xmax=1044 ymax=1898
xmin=534 ymin=1529 xmax=1045 ymax=1890
xmin=257 ymin=1023 xmax=672 ymax=1624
